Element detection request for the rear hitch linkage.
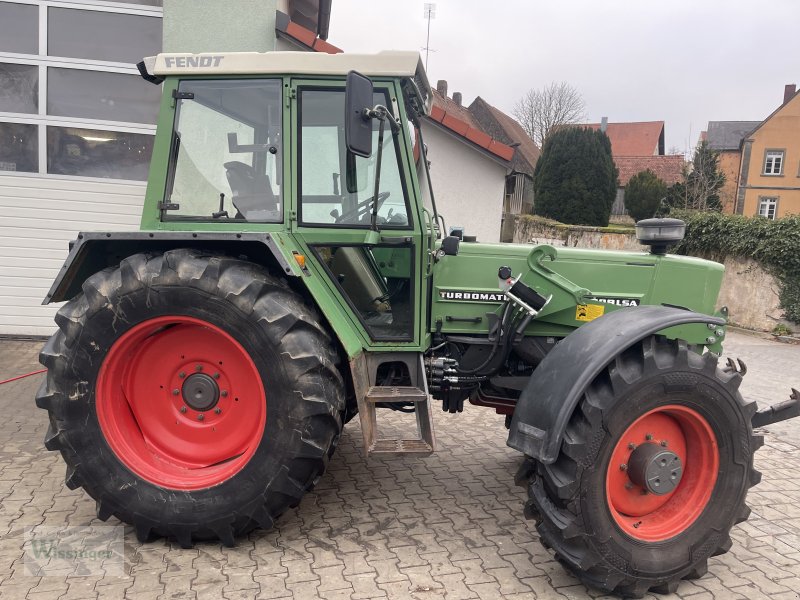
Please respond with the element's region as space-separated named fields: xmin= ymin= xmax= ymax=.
xmin=752 ymin=388 xmax=800 ymax=428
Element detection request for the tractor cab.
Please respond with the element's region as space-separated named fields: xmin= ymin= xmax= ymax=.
xmin=137 ymin=51 xmax=437 ymax=349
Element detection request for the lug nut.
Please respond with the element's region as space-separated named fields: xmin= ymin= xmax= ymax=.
xmin=195 ymin=364 xmax=203 ymax=371
xmin=661 ymin=440 xmax=668 ymax=447
xmin=213 ymin=372 xmax=220 ymax=380
xmin=197 ymin=414 xmax=204 ymax=421
xmin=180 ymin=406 xmax=187 ymax=413
xmin=633 ymin=522 xmax=641 ymax=528
xmin=221 ymin=390 xmax=228 ymax=397
xmin=619 ymin=463 xmax=628 ymax=471
xmin=214 ymin=407 xmax=221 ymax=414
xmin=625 ymin=482 xmax=633 ymax=490
xmin=645 ymin=433 xmax=653 ymax=441
xmin=172 ymin=389 xmax=180 ymax=396
xmin=628 ymin=442 xmax=636 ymax=450
xmin=179 ymin=372 xmax=186 ymax=379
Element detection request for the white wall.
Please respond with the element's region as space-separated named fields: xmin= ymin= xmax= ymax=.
xmin=0 ymin=174 xmax=145 ymax=337
xmin=418 ymin=124 xmax=507 ymax=243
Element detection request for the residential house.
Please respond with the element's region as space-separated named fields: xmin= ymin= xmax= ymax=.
xmin=703 ymin=121 xmax=760 ymax=213
xmin=420 ymin=84 xmax=514 ymax=243
xmin=579 ymin=119 xmax=683 ymax=216
xmin=468 ymin=97 xmax=540 ymax=241
xmin=735 ymin=84 xmax=800 ymax=219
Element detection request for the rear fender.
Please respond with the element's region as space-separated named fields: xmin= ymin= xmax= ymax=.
xmin=507 ymin=305 xmax=726 ymax=464
xmin=44 ymin=231 xmax=297 ymax=304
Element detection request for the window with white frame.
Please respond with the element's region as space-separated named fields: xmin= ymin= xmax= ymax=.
xmin=763 ymin=150 xmax=784 ymax=175
xmin=758 ymin=197 xmax=778 ymax=220
xmin=0 ymin=0 xmax=162 ymax=181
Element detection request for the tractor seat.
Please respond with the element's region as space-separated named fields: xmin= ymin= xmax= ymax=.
xmin=223 ymin=161 xmax=279 ymax=221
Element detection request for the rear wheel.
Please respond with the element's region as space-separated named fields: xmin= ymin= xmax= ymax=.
xmin=522 ymin=336 xmax=762 ymax=597
xmin=37 ymin=249 xmax=344 ymax=547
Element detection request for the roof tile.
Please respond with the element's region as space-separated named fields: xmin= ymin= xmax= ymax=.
xmin=428 ymin=89 xmax=514 ymax=162
xmin=429 ymin=104 xmax=446 ymax=123
xmin=285 ymin=21 xmax=317 ymax=48
xmin=582 ymin=121 xmax=664 ymax=156
xmin=488 ymin=139 xmax=515 ymax=162
xmin=615 ymin=155 xmax=685 ymax=186
xmin=312 ymin=38 xmax=343 ymax=54
xmin=441 ymin=113 xmax=469 ymax=137
xmin=465 ymin=127 xmax=492 ymax=148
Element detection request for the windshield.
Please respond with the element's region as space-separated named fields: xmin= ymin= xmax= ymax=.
xmin=298 ymin=87 xmax=411 ymax=228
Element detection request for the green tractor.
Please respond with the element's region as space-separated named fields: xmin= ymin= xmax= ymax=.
xmin=36 ymin=50 xmax=799 ymax=596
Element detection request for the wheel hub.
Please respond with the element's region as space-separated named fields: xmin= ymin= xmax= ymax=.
xmin=627 ymin=443 xmax=683 ymax=495
xmin=181 ymin=373 xmax=220 ymax=411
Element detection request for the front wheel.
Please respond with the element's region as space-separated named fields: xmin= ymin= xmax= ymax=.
xmin=523 ymin=336 xmax=762 ymax=597
xmin=37 ymin=250 xmax=344 ymax=547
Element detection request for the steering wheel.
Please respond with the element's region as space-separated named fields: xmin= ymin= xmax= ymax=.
xmin=335 ymin=191 xmax=391 ymax=224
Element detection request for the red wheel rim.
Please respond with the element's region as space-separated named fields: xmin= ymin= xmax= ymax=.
xmin=606 ymin=405 xmax=718 ymax=541
xmin=96 ymin=316 xmax=266 ymax=490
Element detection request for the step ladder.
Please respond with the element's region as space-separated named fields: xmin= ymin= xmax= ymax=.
xmin=351 ymin=355 xmax=435 ymax=457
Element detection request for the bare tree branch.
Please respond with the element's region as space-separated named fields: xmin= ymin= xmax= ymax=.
xmin=513 ymin=82 xmax=586 ymax=147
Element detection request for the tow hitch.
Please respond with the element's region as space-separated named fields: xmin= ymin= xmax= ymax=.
xmin=752 ymin=388 xmax=800 ymax=428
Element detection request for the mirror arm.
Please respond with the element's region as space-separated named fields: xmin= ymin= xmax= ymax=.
xmin=369 ymin=115 xmax=387 ymax=232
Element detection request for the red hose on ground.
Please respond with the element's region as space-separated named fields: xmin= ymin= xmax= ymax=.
xmin=0 ymin=369 xmax=46 ymax=386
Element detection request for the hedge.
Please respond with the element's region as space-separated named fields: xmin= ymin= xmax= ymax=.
xmin=671 ymin=210 xmax=800 ymax=323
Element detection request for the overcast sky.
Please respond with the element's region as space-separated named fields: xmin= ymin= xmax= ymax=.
xmin=330 ymin=0 xmax=799 ymax=155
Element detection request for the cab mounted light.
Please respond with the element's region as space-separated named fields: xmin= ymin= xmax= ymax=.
xmin=635 ymin=218 xmax=686 ymax=255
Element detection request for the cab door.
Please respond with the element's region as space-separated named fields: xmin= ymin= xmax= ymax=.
xmin=289 ymin=78 xmax=428 ymax=350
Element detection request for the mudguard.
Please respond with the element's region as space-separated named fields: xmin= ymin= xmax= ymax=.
xmin=507 ymin=305 xmax=726 ymax=464
xmin=43 ymin=231 xmax=295 ymax=304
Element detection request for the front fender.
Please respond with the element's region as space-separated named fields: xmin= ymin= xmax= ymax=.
xmin=507 ymin=305 xmax=726 ymax=463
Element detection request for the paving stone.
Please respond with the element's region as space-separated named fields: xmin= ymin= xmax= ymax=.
xmin=1 ymin=333 xmax=799 ymax=599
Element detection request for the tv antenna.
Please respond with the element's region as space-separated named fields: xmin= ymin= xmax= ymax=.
xmin=423 ymin=3 xmax=436 ymax=72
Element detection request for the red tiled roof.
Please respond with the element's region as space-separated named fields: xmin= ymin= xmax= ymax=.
xmin=470 ymin=98 xmax=540 ymax=173
xmin=273 ymin=16 xmax=510 ymax=164
xmin=615 ymin=155 xmax=685 ymax=187
xmin=583 ymin=121 xmax=664 ymax=157
xmin=275 ymin=10 xmax=342 ymax=53
xmin=429 ymin=90 xmax=514 ymax=162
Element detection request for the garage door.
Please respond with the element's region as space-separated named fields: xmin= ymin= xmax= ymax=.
xmin=0 ymin=173 xmax=145 ymax=337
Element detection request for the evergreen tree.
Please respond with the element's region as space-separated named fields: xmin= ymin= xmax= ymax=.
xmin=661 ymin=142 xmax=724 ymax=213
xmin=533 ymin=127 xmax=618 ymax=226
xmin=625 ymin=169 xmax=667 ymax=222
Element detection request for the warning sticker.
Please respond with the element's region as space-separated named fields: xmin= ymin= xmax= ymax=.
xmin=576 ymin=304 xmax=605 ymax=322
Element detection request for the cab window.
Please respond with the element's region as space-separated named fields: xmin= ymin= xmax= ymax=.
xmin=299 ymin=88 xmax=411 ymax=228
xmin=163 ymin=79 xmax=283 ymax=222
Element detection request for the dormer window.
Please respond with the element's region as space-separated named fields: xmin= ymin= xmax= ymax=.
xmin=763 ymin=150 xmax=784 ymax=175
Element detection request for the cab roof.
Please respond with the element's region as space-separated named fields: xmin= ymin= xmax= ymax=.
xmin=140 ymin=50 xmax=431 ymax=114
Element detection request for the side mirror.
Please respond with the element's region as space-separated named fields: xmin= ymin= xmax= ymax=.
xmin=345 ymin=71 xmax=374 ymax=158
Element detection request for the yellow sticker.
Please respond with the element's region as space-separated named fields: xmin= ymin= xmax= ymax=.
xmin=576 ymin=304 xmax=605 ymax=322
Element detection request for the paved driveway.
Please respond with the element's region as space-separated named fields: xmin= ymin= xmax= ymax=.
xmin=0 ymin=332 xmax=798 ymax=599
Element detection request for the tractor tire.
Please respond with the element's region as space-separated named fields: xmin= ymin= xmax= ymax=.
xmin=36 ymin=249 xmax=344 ymax=548
xmin=521 ymin=336 xmax=762 ymax=597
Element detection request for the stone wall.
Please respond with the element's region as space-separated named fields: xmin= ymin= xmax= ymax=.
xmin=512 ymin=215 xmax=791 ymax=332
xmin=512 ymin=215 xmax=641 ymax=251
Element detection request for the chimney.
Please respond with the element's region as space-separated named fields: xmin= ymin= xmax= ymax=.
xmin=436 ymin=80 xmax=448 ymax=97
xmin=600 ymin=116 xmax=608 ymax=133
xmin=785 ymin=84 xmax=797 ymax=104
xmin=453 ymin=92 xmax=462 ymax=106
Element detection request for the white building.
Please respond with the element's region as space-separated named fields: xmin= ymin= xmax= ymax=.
xmin=0 ymin=0 xmax=163 ymax=336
